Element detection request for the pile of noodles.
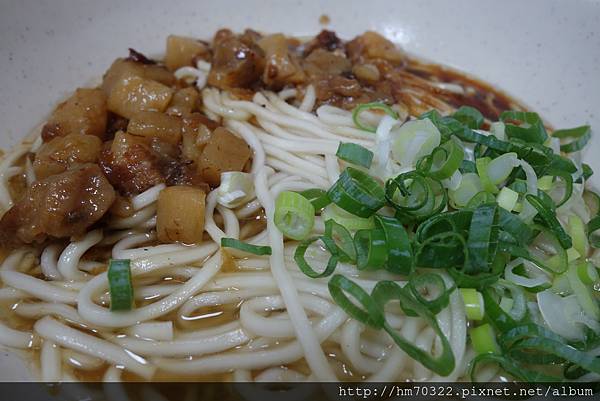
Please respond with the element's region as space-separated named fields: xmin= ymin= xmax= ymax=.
xmin=0 ymin=62 xmax=513 ymax=385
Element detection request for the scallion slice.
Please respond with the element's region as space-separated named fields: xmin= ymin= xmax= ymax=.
xmin=500 ymin=110 xmax=548 ymax=144
xmin=418 ymin=138 xmax=464 ymax=180
xmin=465 ymin=203 xmax=498 ymax=274
xmin=298 ymin=188 xmax=331 ymax=210
xmin=470 ymin=323 xmax=499 ymax=354
xmin=453 ymin=106 xmax=484 ymax=129
xmin=328 ymin=274 xmax=384 ymax=328
xmin=497 ymin=187 xmax=519 ymax=211
xmin=460 ymin=288 xmax=484 ymax=320
xmin=336 ymin=142 xmax=374 ymax=169
xmin=354 ymin=229 xmax=387 ymax=271
xmin=374 ymin=215 xmax=413 ymax=275
xmin=371 ymin=280 xmax=455 ymax=376
xmin=525 ymin=194 xmax=572 ymax=249
xmin=321 ymin=204 xmax=375 ymax=231
xmin=352 ymin=102 xmax=398 ymax=133
xmin=274 ymin=191 xmax=315 ymax=240
xmin=294 ymin=237 xmax=338 ymax=278
xmin=553 ymin=125 xmax=591 ymax=153
xmin=408 ymin=273 xmax=453 ymax=314
xmin=569 ymin=215 xmax=588 ymax=258
xmin=108 ymin=259 xmax=134 ymax=311
xmin=322 ymin=219 xmax=356 ymax=263
xmin=328 ymin=167 xmax=385 ymax=218
xmin=221 ymin=238 xmax=272 ymax=255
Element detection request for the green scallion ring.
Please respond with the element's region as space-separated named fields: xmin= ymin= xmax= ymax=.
xmin=294 ymin=236 xmax=338 ymax=278
xmin=328 ymin=167 xmax=385 ymax=218
xmin=328 ymin=274 xmax=384 ymax=328
xmin=274 ymin=191 xmax=316 ymax=240
xmin=108 ymin=259 xmax=134 ymax=311
xmin=336 ymin=142 xmax=374 ymax=169
xmin=354 ymin=228 xmax=388 ymax=271
xmin=352 ymin=102 xmax=398 ymax=133
xmin=374 ymin=215 xmax=413 ymax=275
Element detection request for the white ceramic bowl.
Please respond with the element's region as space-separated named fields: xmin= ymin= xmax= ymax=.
xmin=0 ymin=0 xmax=599 ymax=381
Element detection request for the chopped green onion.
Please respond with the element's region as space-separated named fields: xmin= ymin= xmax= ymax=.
xmin=466 ymin=191 xmax=496 ymax=209
xmin=500 ymin=110 xmax=548 ymax=144
xmin=298 ymin=188 xmax=331 ymax=210
xmin=374 ymin=215 xmax=413 ymax=275
xmin=336 ymin=142 xmax=374 ymax=169
xmin=221 ymin=238 xmax=272 ymax=255
xmin=452 ymin=106 xmax=484 ymax=129
xmin=354 ymin=229 xmax=387 ymax=271
xmin=490 ymin=121 xmax=506 ymax=140
xmin=465 ymin=203 xmax=498 ymax=274
xmin=322 ymin=219 xmax=356 ymax=263
xmin=418 ymin=138 xmax=464 ymax=180
xmin=583 ymin=189 xmax=600 ymax=217
xmin=408 ymin=273 xmax=453 ymax=314
xmin=499 ymin=297 xmax=514 ymax=314
xmin=352 ymin=102 xmax=398 ymax=133
xmin=274 ymin=191 xmax=315 ymax=240
xmin=217 ymin=172 xmax=255 ymax=208
xmin=577 ymin=261 xmax=599 ymax=285
xmin=470 ymin=323 xmax=499 ymax=354
xmin=500 ymin=324 xmax=600 ymax=376
xmin=460 ymin=288 xmax=484 ymax=320
xmin=553 ymin=125 xmax=591 ymax=153
xmin=386 ymin=171 xmax=446 ymax=220
xmin=497 ymin=187 xmax=519 ymax=211
xmin=537 ymin=175 xmax=554 ymax=191
xmin=566 ymin=247 xmax=581 ymax=262
xmin=449 ymin=173 xmax=483 ymax=208
xmin=328 ymin=274 xmax=384 ymax=328
xmin=108 ymin=259 xmax=134 ymax=311
xmin=391 ymin=119 xmax=441 ymax=167
xmin=493 ymin=280 xmax=527 ymax=322
xmin=294 ymin=237 xmax=338 ymax=278
xmin=525 ymin=194 xmax=572 ymax=249
xmin=588 ymin=215 xmax=600 ymax=248
xmin=321 ymin=204 xmax=374 ymax=231
xmin=567 ymin=262 xmax=600 ymax=320
xmin=547 ymin=169 xmax=573 ymax=207
xmin=328 ymin=167 xmax=385 ymax=218
xmin=469 ymin=353 xmax=559 ymax=382
xmin=475 ymin=157 xmax=498 ymax=194
xmin=487 ymin=152 xmax=518 ymax=185
xmin=371 ymin=280 xmax=455 ymax=376
xmin=568 ymin=215 xmax=588 ymax=258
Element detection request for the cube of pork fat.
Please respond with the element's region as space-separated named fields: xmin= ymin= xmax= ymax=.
xmin=0 ymin=164 xmax=115 ymax=246
xmin=207 ymin=36 xmax=265 ymax=89
xmin=33 ymin=134 xmax=102 ymax=180
xmin=41 ymin=88 xmax=108 ymax=142
xmin=197 ymin=127 xmax=252 ymax=187
xmin=165 ymin=35 xmax=210 ymax=72
xmin=107 ymin=73 xmax=174 ymax=119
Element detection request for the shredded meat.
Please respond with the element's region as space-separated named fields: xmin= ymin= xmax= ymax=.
xmin=0 ymin=164 xmax=115 ymax=245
